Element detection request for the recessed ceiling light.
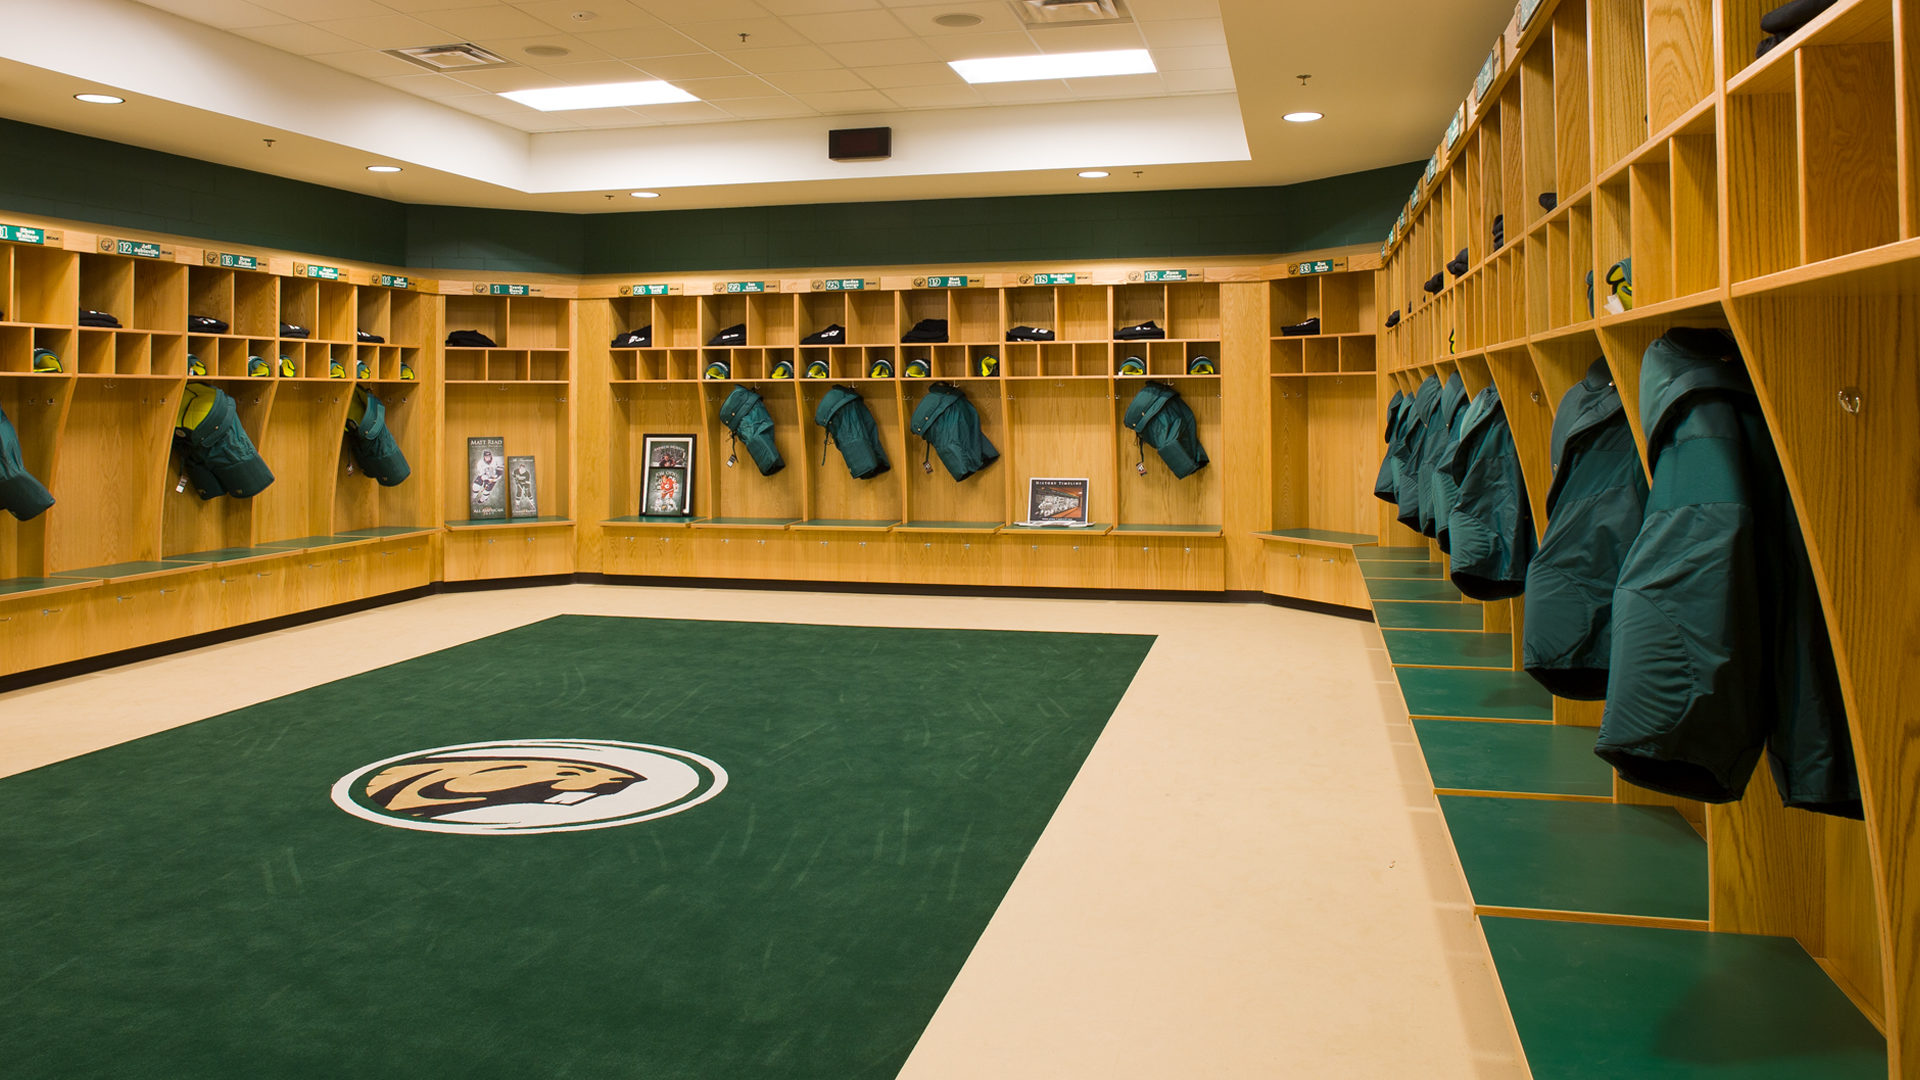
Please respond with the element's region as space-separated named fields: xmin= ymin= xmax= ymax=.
xmin=74 ymin=93 xmax=124 ymax=104
xmin=1283 ymin=111 xmax=1324 ymax=122
xmin=629 ymin=191 xmax=661 ymax=198
xmin=1079 ymin=170 xmax=1109 ymax=178
xmin=500 ymin=80 xmax=697 ymax=111
xmin=948 ymin=49 xmax=1155 ymax=84
xmin=367 ymin=165 xmax=403 ymax=173
xmin=524 ymin=44 xmax=571 ymax=58
xmin=934 ymin=12 xmax=984 ymax=27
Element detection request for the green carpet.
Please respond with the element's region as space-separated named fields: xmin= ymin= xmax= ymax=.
xmin=1413 ymin=718 xmax=1614 ymax=797
xmin=1440 ymin=796 xmax=1708 ymax=920
xmin=0 ymin=616 xmax=1153 ymax=1080
xmin=1396 ymin=666 xmax=1553 ymax=720
xmin=1382 ymin=630 xmax=1513 ymax=668
xmin=1482 ymin=918 xmax=1885 ymax=1078
xmin=1366 ymin=578 xmax=1465 ymax=602
xmin=1374 ymin=601 xmax=1485 ymax=630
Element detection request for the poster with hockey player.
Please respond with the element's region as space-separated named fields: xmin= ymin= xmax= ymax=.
xmin=642 ymin=434 xmax=695 ymax=517
xmin=508 ymin=456 xmax=537 ymax=518
xmin=468 ymin=436 xmax=507 ymax=520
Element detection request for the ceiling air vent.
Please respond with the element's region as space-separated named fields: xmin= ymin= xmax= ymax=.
xmin=1011 ymin=0 xmax=1131 ymax=26
xmin=385 ymin=43 xmax=513 ymax=72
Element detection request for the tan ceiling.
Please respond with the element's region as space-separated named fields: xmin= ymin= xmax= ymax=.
xmin=0 ymin=0 xmax=1517 ymax=211
xmin=137 ymin=0 xmax=1232 ymax=131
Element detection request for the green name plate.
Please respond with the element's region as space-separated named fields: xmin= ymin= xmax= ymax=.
xmin=216 ymin=252 xmax=258 ymax=270
xmin=723 ymin=281 xmax=766 ymax=294
xmin=1033 ymin=273 xmax=1079 ymax=285
xmin=488 ymin=283 xmax=530 ymax=296
xmin=1142 ymin=269 xmax=1188 ymax=282
xmin=632 ymin=283 xmax=673 ymax=296
xmin=1519 ymin=0 xmax=1545 ymax=28
xmin=1294 ymin=259 xmax=1346 ymax=275
xmin=924 ymin=275 xmax=968 ymax=288
xmin=822 ymin=278 xmax=867 ymax=291
xmin=0 ymin=224 xmax=46 ymax=245
xmin=1474 ymin=46 xmax=1500 ymax=103
xmin=306 ymin=264 xmax=341 ymax=280
xmin=378 ymin=274 xmax=410 ymax=289
xmin=117 ymin=239 xmax=165 ymax=259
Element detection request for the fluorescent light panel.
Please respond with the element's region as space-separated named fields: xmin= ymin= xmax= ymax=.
xmin=948 ymin=49 xmax=1155 ymax=85
xmin=500 ymin=80 xmax=696 ymax=111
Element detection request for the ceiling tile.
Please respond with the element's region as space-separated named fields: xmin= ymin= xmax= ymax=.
xmin=924 ymin=32 xmax=1038 ymax=61
xmin=134 ymin=0 xmax=291 ymax=30
xmin=1151 ymin=44 xmax=1230 ymax=72
xmin=791 ymin=88 xmax=894 ymax=113
xmin=376 ymin=72 xmax=481 ymax=99
xmin=574 ymin=27 xmax=704 ymax=59
xmin=1159 ymin=67 xmax=1234 ymax=93
xmin=822 ymin=37 xmax=940 ymax=67
xmin=678 ymin=19 xmax=809 ymax=51
xmin=880 ymin=83 xmax=983 ymax=109
xmin=1123 ymin=0 xmax=1220 ymax=18
xmin=714 ymin=96 xmax=816 ymax=119
xmin=570 ymin=110 xmax=659 ymax=129
xmin=893 ymin=2 xmax=1025 ymax=35
xmin=377 ymin=0 xmax=497 ymax=11
xmin=673 ymin=74 xmax=781 ymax=99
xmin=246 ymin=0 xmax=391 ymax=18
xmin=1138 ymin=18 xmax=1227 ymax=48
xmin=1062 ymin=72 xmax=1165 ymax=98
xmin=756 ymin=0 xmax=880 ymax=13
xmin=633 ymin=100 xmax=735 ymax=122
xmin=308 ymin=50 xmax=430 ymax=79
xmin=515 ymin=0 xmax=669 ymax=34
xmin=482 ymin=35 xmax=617 ymax=64
xmin=419 ymin=6 xmax=560 ymax=39
xmin=439 ymin=92 xmax=543 ymax=116
xmin=780 ymin=10 xmax=912 ymax=43
xmin=1028 ymin=24 xmax=1148 ymax=52
xmin=630 ymin=53 xmax=752 ymax=80
xmin=537 ymin=60 xmax=655 ymax=84
xmin=726 ymin=44 xmax=842 ymax=73
xmin=230 ymin=22 xmax=366 ymax=55
xmin=759 ymin=67 xmax=869 ymax=93
xmin=311 ymin=14 xmax=450 ymax=50
xmin=630 ymin=0 xmax=771 ymax=16
xmin=448 ymin=66 xmax=568 ymax=91
xmin=853 ymin=62 xmax=962 ymax=89
xmin=971 ymin=80 xmax=1071 ymax=104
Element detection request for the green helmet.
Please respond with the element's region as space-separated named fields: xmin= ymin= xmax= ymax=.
xmin=329 ymin=358 xmax=347 ymax=379
xmin=186 ymin=354 xmax=207 ymax=376
xmin=399 ymin=361 xmax=416 ymax=381
xmin=32 ymin=347 xmax=63 ymax=373
xmin=976 ymin=354 xmax=999 ymax=377
xmin=1118 ymin=356 xmax=1146 ymax=376
xmin=804 ymin=359 xmax=831 ymax=379
xmin=356 ymin=359 xmax=371 ymax=379
xmin=867 ymin=357 xmax=894 ymax=379
xmin=1186 ymin=355 xmax=1217 ymax=375
xmin=247 ymin=355 xmax=270 ymax=378
xmin=704 ymin=358 xmax=731 ymax=380
xmin=903 ymin=357 xmax=931 ymax=378
xmin=278 ymin=355 xmax=298 ymax=378
xmin=770 ymin=359 xmax=795 ymax=379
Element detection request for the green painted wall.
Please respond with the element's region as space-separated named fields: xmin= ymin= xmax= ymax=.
xmin=0 ymin=117 xmax=1415 ymax=274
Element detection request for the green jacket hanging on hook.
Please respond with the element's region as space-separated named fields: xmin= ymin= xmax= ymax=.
xmin=1122 ymin=382 xmax=1209 ymax=479
xmin=175 ymin=382 xmax=274 ymax=499
xmin=815 ymin=385 xmax=889 ymax=480
xmin=1597 ymin=328 xmax=1861 ymax=818
xmin=1521 ymin=359 xmax=1646 ymax=699
xmin=0 ymin=404 xmax=54 ymax=520
xmin=344 ymin=387 xmax=410 ymax=486
xmin=910 ymin=382 xmax=998 ymax=481
xmin=1393 ymin=374 xmax=1442 ymax=532
xmin=1420 ymin=373 xmax=1470 ymax=546
xmin=719 ymin=386 xmax=785 ymax=476
xmin=1441 ymin=385 xmax=1533 ymax=600
xmin=1373 ymin=389 xmax=1408 ymax=504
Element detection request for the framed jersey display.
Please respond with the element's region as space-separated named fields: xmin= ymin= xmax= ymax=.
xmin=642 ymin=434 xmax=696 ymax=517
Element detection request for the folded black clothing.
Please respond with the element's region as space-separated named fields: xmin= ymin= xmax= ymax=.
xmin=1447 ymin=247 xmax=1470 ymax=276
xmin=447 ymin=329 xmax=497 ymax=347
xmin=901 ymin=318 xmax=948 ymax=343
xmin=1492 ymin=214 xmax=1505 ymax=248
xmin=611 ymin=326 xmax=651 ymax=348
xmin=1538 ymin=192 xmax=1558 ymax=211
xmin=1280 ymin=317 xmax=1321 ymax=337
xmin=356 ymin=330 xmax=384 ymax=344
xmin=1006 ymin=325 xmax=1055 ymax=341
xmin=79 ymin=309 xmax=120 ymax=328
xmin=708 ymin=323 xmax=746 ymax=346
xmin=189 ymin=314 xmax=228 ymax=334
xmin=1423 ymin=272 xmax=1445 ymax=295
xmin=1385 ymin=310 xmax=1401 ymax=329
xmin=1760 ymin=0 xmax=1837 ymax=34
xmin=1756 ymin=33 xmax=1785 ymax=57
xmin=1115 ymin=320 xmax=1166 ymax=340
xmin=279 ymin=322 xmax=309 ymax=339
xmin=800 ymin=324 xmax=845 ymax=345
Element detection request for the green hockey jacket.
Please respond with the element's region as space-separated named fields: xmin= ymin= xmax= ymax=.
xmin=1122 ymin=382 xmax=1210 ymax=479
xmin=719 ymin=387 xmax=785 ymax=476
xmin=1596 ymin=328 xmax=1861 ymax=818
xmin=0 ymin=404 xmax=54 ymax=520
xmin=1373 ymin=390 xmax=1408 ymax=504
xmin=345 ymin=387 xmax=410 ymax=486
xmin=1521 ymin=359 xmax=1646 ymax=699
xmin=910 ymin=383 xmax=999 ymax=481
xmin=1441 ymin=385 xmax=1533 ymax=600
xmin=176 ymin=382 xmax=274 ymax=499
xmin=1421 ymin=373 xmax=1470 ymax=546
xmin=815 ymin=386 xmax=890 ymax=480
xmin=1393 ymin=375 xmax=1442 ymax=532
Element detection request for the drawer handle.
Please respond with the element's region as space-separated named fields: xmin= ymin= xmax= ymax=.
xmin=383 ymin=550 xmax=396 ymax=556
xmin=256 ymin=572 xmax=271 ymax=578
xmin=308 ymin=563 xmax=324 ymax=569
xmin=42 ymin=607 xmax=62 ymax=615
xmin=526 ymin=537 xmax=535 ymax=543
xmin=159 ymin=589 xmax=174 ymax=595
xmin=338 ymin=558 xmax=350 ymax=564
xmin=116 ymin=595 xmax=133 ymax=602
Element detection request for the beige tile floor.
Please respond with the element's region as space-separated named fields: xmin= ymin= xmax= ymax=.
xmin=0 ymin=585 xmax=1530 ymax=1079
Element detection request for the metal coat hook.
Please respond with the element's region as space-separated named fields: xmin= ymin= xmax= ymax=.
xmin=1837 ymin=387 xmax=1862 ymax=415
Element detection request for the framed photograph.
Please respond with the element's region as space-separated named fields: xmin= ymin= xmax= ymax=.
xmin=467 ymin=436 xmax=506 ymax=520
xmin=1025 ymin=477 xmax=1089 ymax=526
xmin=641 ymin=434 xmax=696 ymax=517
xmin=508 ymin=455 xmax=537 ymax=517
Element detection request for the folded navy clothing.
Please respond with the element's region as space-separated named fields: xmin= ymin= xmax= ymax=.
xmin=1423 ymin=272 xmax=1444 ymax=295
xmin=1385 ymin=310 xmax=1401 ymax=329
xmin=1115 ymin=320 xmax=1166 ymax=341
xmin=79 ymin=309 xmax=121 ymax=328
xmin=1447 ymin=247 xmax=1470 ymax=277
xmin=1538 ymin=192 xmax=1557 ymax=212
xmin=1760 ymin=0 xmax=1837 ymax=35
xmin=1005 ymin=325 xmax=1055 ymax=341
xmin=1756 ymin=33 xmax=1785 ymax=57
xmin=1279 ymin=317 xmax=1320 ymax=337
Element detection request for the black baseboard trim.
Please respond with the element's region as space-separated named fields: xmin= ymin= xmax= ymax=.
xmin=0 ymin=574 xmax=1372 ymax=694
